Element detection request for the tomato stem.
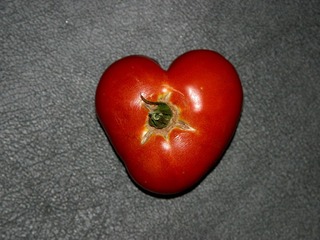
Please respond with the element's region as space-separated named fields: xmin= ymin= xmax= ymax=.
xmin=141 ymin=95 xmax=173 ymax=129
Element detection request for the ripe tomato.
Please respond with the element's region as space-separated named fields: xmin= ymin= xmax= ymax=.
xmin=95 ymin=50 xmax=243 ymax=195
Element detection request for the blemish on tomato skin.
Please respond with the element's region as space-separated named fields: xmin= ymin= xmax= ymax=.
xmin=161 ymin=84 xmax=184 ymax=97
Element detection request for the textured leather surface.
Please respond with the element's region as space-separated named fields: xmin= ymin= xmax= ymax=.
xmin=1 ymin=1 xmax=319 ymax=239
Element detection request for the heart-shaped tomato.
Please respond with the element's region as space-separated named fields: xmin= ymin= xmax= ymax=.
xmin=96 ymin=50 xmax=243 ymax=195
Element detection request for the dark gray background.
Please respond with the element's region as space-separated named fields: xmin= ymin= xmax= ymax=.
xmin=1 ymin=0 xmax=319 ymax=239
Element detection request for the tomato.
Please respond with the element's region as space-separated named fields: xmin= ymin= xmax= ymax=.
xmin=95 ymin=50 xmax=243 ymax=195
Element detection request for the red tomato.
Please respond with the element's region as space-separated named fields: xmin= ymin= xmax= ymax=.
xmin=95 ymin=50 xmax=243 ymax=195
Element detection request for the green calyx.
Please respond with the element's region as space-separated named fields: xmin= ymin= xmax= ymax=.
xmin=141 ymin=95 xmax=173 ymax=129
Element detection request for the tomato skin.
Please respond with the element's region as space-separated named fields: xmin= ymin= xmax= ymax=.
xmin=95 ymin=50 xmax=243 ymax=195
